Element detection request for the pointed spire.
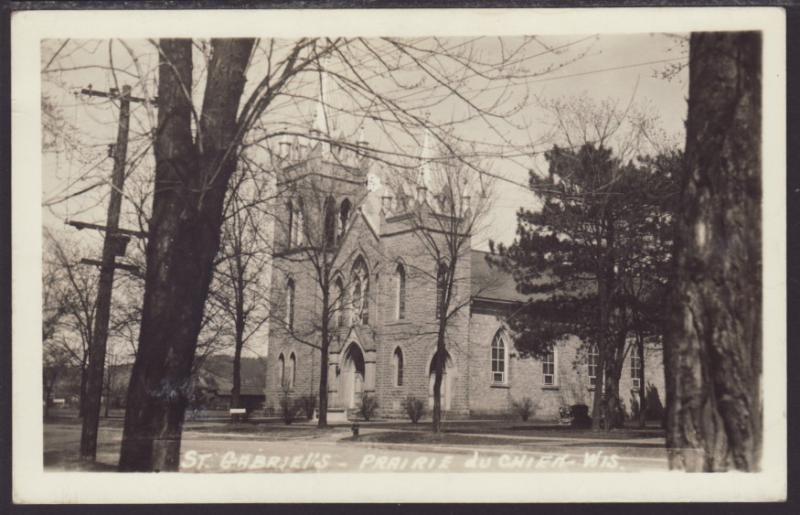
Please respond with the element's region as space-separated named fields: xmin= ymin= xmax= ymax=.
xmin=417 ymin=113 xmax=434 ymax=189
xmin=313 ymin=75 xmax=329 ymax=136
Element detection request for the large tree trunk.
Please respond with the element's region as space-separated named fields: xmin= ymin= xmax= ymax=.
xmin=318 ymin=288 xmax=330 ymax=428
xmin=432 ymin=334 xmax=446 ymax=434
xmin=665 ymin=31 xmax=762 ymax=472
xmin=231 ymin=337 xmax=243 ymax=411
xmin=78 ymin=362 xmax=88 ymax=418
xmin=119 ymin=38 xmax=254 ymax=472
xmin=602 ymin=353 xmax=625 ymax=430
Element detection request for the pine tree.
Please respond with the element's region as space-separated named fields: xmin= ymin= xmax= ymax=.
xmin=491 ymin=143 xmax=678 ymax=430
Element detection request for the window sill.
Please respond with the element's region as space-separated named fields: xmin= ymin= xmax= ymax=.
xmin=541 ymin=385 xmax=560 ymax=391
xmin=490 ymin=383 xmax=510 ymax=389
xmin=385 ymin=320 xmax=412 ymax=327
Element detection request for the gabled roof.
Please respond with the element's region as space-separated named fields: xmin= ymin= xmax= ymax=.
xmin=470 ymin=250 xmax=594 ymax=306
xmin=196 ymin=355 xmax=267 ymax=397
xmin=470 ymin=250 xmax=530 ymax=303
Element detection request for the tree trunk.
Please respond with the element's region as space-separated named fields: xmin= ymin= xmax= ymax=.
xmin=432 ymin=349 xmax=443 ymax=433
xmin=602 ymin=355 xmax=624 ymax=430
xmin=231 ymin=339 xmax=243 ymax=411
xmin=318 ymin=288 xmax=330 ymax=428
xmin=104 ymin=366 xmax=113 ymax=418
xmin=119 ymin=38 xmax=254 ymax=472
xmin=665 ymin=31 xmax=762 ymax=472
xmin=432 ymin=329 xmax=446 ymax=433
xmin=78 ymin=363 xmax=88 ymax=418
xmin=637 ymin=331 xmax=646 ymax=428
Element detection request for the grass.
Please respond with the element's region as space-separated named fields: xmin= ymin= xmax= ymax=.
xmin=344 ymin=430 xmax=667 ymax=460
xmin=358 ymin=419 xmax=665 ymax=440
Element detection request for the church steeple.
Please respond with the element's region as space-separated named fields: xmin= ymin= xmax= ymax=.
xmin=416 ymin=120 xmax=434 ymax=201
xmin=310 ymin=57 xmax=334 ymax=156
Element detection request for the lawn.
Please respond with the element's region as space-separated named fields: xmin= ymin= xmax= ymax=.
xmin=343 ymin=429 xmax=667 ymax=461
xmin=355 ymin=419 xmax=665 ymax=440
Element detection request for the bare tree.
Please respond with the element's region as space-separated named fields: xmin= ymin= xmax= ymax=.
xmin=43 ymin=342 xmax=71 ymax=417
xmin=44 ymin=229 xmax=98 ymax=418
xmin=665 ymin=31 xmax=762 ymax=472
xmin=211 ymin=165 xmax=272 ymax=413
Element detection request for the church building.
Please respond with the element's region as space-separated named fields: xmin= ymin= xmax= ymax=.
xmin=263 ymin=86 xmax=665 ymax=422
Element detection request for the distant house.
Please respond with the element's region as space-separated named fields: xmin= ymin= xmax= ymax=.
xmin=193 ymin=355 xmax=267 ymax=413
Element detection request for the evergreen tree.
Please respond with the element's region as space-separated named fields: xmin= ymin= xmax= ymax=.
xmin=490 ymin=143 xmax=678 ymax=430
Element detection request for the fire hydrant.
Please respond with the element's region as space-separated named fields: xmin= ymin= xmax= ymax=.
xmin=351 ymin=422 xmax=360 ymax=438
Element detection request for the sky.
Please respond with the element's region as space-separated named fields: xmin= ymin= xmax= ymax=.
xmin=41 ymin=33 xmax=689 ymax=252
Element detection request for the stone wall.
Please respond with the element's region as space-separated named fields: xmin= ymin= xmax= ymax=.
xmin=467 ymin=309 xmax=666 ymax=422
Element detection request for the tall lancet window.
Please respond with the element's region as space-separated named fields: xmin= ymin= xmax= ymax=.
xmin=395 ymin=263 xmax=406 ymax=320
xmin=293 ymin=199 xmax=305 ymax=246
xmin=339 ymin=198 xmax=352 ymax=238
xmin=491 ymin=331 xmax=507 ymax=384
xmin=393 ymin=347 xmax=404 ymax=387
xmin=351 ymin=257 xmax=369 ymax=325
xmin=333 ymin=277 xmax=345 ymax=328
xmin=286 ymin=278 xmax=295 ymax=331
xmin=286 ymin=200 xmax=294 ymax=248
xmin=323 ymin=196 xmax=337 ymax=247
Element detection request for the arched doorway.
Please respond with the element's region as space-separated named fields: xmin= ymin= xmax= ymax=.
xmin=428 ymin=351 xmax=454 ymax=410
xmin=341 ymin=343 xmax=365 ymax=409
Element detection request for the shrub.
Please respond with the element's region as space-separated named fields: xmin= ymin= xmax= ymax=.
xmin=279 ymin=391 xmax=297 ymax=425
xmin=402 ymin=395 xmax=426 ymax=424
xmin=299 ymin=394 xmax=317 ymax=420
xmin=570 ymin=403 xmax=592 ymax=429
xmin=359 ymin=393 xmax=379 ymax=421
xmin=645 ymin=383 xmax=665 ymax=422
xmin=511 ymin=396 xmax=535 ymax=421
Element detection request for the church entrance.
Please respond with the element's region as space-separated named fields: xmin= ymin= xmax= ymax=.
xmin=341 ymin=343 xmax=365 ymax=410
xmin=428 ymin=351 xmax=454 ymax=411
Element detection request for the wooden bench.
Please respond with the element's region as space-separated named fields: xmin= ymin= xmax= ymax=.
xmin=229 ymin=408 xmax=247 ymax=421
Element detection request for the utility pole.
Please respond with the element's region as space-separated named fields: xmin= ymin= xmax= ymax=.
xmin=77 ymin=84 xmax=144 ymax=462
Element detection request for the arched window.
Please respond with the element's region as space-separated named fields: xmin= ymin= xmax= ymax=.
xmin=351 ymin=257 xmax=369 ymax=325
xmin=286 ymin=279 xmax=295 ymax=331
xmin=339 ymin=198 xmax=352 ymax=237
xmin=323 ymin=196 xmax=337 ymax=247
xmin=491 ymin=331 xmax=507 ymax=384
xmin=289 ymin=353 xmax=297 ymax=389
xmin=333 ymin=277 xmax=345 ymax=328
xmin=294 ymin=199 xmax=305 ymax=246
xmin=435 ymin=261 xmax=448 ymax=319
xmin=395 ymin=263 xmax=406 ymax=320
xmin=278 ymin=353 xmax=285 ymax=388
xmin=286 ymin=200 xmax=294 ymax=248
xmin=393 ymin=347 xmax=404 ymax=386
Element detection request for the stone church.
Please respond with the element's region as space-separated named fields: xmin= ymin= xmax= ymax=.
xmin=263 ymin=93 xmax=665 ymax=422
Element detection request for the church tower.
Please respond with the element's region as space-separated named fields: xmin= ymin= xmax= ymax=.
xmin=266 ymin=66 xmax=372 ymax=408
